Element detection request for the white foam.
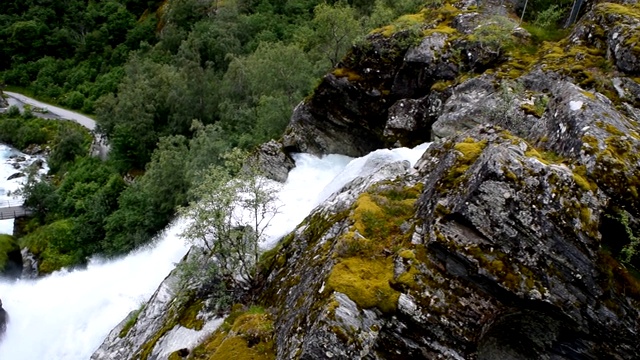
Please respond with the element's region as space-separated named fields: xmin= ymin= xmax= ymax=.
xmin=0 ymin=142 xmax=431 ymax=359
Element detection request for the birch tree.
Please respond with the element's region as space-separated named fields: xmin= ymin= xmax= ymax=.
xmin=179 ymin=152 xmax=280 ymax=286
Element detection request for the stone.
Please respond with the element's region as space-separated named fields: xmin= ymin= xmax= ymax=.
xmin=0 ymin=298 xmax=7 ymax=339
xmin=7 ymin=172 xmax=24 ymax=180
xmin=245 ymin=140 xmax=295 ymax=183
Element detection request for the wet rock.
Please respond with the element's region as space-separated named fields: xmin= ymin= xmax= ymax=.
xmin=91 ymin=248 xmax=223 ymax=360
xmin=7 ymin=172 xmax=24 ymax=180
xmin=20 ymin=248 xmax=38 ymax=279
xmin=245 ymin=140 xmax=295 ymax=183
xmin=260 ymin=125 xmax=640 ymax=359
xmin=0 ymin=299 xmax=7 ymax=338
xmin=22 ymin=144 xmax=43 ymax=155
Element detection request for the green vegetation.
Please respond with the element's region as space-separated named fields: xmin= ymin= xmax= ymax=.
xmin=0 ymin=235 xmax=20 ymax=274
xmin=327 ymin=182 xmax=422 ymax=313
xmin=178 ymin=152 xmax=279 ymax=287
xmin=0 ymin=0 xmax=156 ymax=112
xmin=119 ymin=303 xmax=145 ymax=338
xmin=0 ymin=111 xmax=91 ymax=151
xmin=326 ymin=257 xmax=399 ymax=313
xmin=191 ymin=305 xmax=275 ymax=360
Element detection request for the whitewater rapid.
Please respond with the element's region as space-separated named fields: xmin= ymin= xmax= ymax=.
xmin=0 ymin=143 xmax=429 ymax=359
xmin=0 ymin=144 xmax=47 ymax=235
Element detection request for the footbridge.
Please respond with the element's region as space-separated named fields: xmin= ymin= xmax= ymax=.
xmin=0 ymin=200 xmax=31 ymax=220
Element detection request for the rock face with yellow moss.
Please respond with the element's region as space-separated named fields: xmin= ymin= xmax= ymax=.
xmin=255 ymin=122 xmax=640 ymax=359
xmin=94 ymin=1 xmax=640 ymax=359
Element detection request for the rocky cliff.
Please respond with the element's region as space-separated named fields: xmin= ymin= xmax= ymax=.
xmin=93 ymin=1 xmax=640 ymax=359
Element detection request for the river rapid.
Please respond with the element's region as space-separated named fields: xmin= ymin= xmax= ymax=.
xmin=0 ymin=143 xmax=429 ymax=359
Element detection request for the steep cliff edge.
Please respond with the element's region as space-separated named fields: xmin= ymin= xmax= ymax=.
xmin=93 ymin=1 xmax=640 ymax=359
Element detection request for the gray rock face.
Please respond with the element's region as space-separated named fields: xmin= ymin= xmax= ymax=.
xmin=20 ymin=248 xmax=38 ymax=279
xmin=384 ymin=98 xmax=429 ymax=147
xmin=282 ymin=10 xmax=463 ymax=157
xmin=260 ymin=124 xmax=640 ymax=359
xmin=570 ymin=3 xmax=640 ymax=75
xmin=246 ymin=140 xmax=295 ymax=183
xmin=0 ymin=299 xmax=7 ymax=339
xmin=91 ymin=249 xmax=222 ymax=360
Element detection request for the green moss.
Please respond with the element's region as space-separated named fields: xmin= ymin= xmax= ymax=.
xmin=372 ymin=24 xmax=397 ymax=37
xmin=454 ymin=137 xmax=488 ymax=164
xmin=119 ymin=304 xmax=145 ymax=338
xmin=439 ymin=138 xmax=489 ymax=189
xmin=582 ymin=134 xmax=600 ymax=155
xmin=580 ymin=90 xmax=596 ymax=100
xmin=326 ymin=257 xmax=399 ymax=313
xmin=393 ymin=259 xmax=421 ymax=290
xmin=399 ymin=249 xmax=415 ymax=259
xmin=344 ymin=182 xmax=421 ymax=257
xmin=604 ymin=124 xmax=625 ymax=137
xmin=431 ymin=80 xmax=454 ymax=92
xmin=178 ymin=299 xmax=204 ymax=330
xmin=332 ymin=67 xmax=363 ymax=82
xmin=191 ymin=307 xmax=274 ymax=360
xmin=423 ymin=24 xmax=457 ymax=36
xmin=596 ymin=2 xmax=640 ymax=18
xmin=580 ymin=207 xmax=592 ymax=227
xmin=573 ymin=165 xmax=598 ymax=192
xmin=0 ymin=234 xmax=20 ymax=273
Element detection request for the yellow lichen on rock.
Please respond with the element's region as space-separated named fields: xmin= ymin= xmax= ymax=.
xmin=326 ymin=257 xmax=399 ymax=313
xmin=191 ymin=307 xmax=275 ymax=360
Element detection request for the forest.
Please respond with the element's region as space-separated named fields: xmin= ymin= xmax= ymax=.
xmin=0 ymin=0 xmax=572 ymax=272
xmin=0 ymin=0 xmax=432 ymax=272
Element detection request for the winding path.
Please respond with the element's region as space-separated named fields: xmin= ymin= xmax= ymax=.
xmin=3 ymin=91 xmax=96 ymax=131
xmin=2 ymin=91 xmax=109 ymax=159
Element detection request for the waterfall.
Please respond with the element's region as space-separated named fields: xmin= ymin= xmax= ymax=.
xmin=0 ymin=143 xmax=428 ymax=359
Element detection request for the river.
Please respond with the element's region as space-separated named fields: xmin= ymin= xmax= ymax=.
xmin=0 ymin=144 xmax=48 ymax=234
xmin=0 ymin=143 xmax=429 ymax=359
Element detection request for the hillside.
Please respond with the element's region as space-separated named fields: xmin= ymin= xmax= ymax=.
xmin=88 ymin=0 xmax=640 ymax=358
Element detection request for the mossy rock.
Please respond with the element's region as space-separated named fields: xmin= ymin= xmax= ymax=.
xmin=0 ymin=234 xmax=22 ymax=278
xmin=191 ymin=306 xmax=274 ymax=360
xmin=326 ymin=257 xmax=399 ymax=313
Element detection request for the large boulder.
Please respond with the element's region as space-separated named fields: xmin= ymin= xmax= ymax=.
xmin=282 ymin=5 xmax=472 ymax=157
xmin=258 ymin=125 xmax=640 ymax=359
xmin=246 ymin=140 xmax=295 ymax=183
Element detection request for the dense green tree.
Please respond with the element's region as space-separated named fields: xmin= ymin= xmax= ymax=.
xmin=219 ymin=41 xmax=315 ymax=146
xmin=48 ymin=127 xmax=90 ymax=174
xmin=104 ymin=135 xmax=189 ymax=254
xmin=179 ymin=155 xmax=279 ymax=285
xmin=308 ymin=2 xmax=363 ymax=67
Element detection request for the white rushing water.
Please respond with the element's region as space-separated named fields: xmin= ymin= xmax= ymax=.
xmin=0 ymin=143 xmax=428 ymax=359
xmin=0 ymin=144 xmax=47 ymax=235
